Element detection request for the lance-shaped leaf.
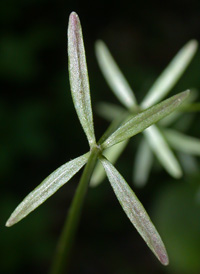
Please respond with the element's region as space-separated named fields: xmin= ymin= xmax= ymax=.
xmin=100 ymin=156 xmax=169 ymax=265
xmin=141 ymin=40 xmax=198 ymax=109
xmin=90 ymin=140 xmax=128 ymax=187
xmin=164 ymin=129 xmax=200 ymax=155
xmin=95 ymin=40 xmax=138 ymax=110
xmin=68 ymin=12 xmax=96 ymax=147
xmin=144 ymin=125 xmax=182 ymax=178
xmin=6 ymin=152 xmax=90 ymax=227
xmin=101 ymin=90 xmax=190 ymax=149
xmin=133 ymin=138 xmax=153 ymax=187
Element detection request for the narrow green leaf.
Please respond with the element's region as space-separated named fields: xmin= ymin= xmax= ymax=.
xmin=164 ymin=129 xmax=200 ymax=155
xmin=141 ymin=40 xmax=198 ymax=109
xmin=6 ymin=152 xmax=90 ymax=227
xmin=68 ymin=12 xmax=96 ymax=147
xmin=133 ymin=138 xmax=153 ymax=187
xmin=90 ymin=140 xmax=128 ymax=187
xmin=101 ymin=90 xmax=190 ymax=149
xmin=95 ymin=40 xmax=138 ymax=110
xmin=144 ymin=125 xmax=182 ymax=178
xmin=100 ymin=156 xmax=169 ymax=265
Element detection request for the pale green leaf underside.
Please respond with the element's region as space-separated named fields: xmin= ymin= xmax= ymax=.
xmin=164 ymin=129 xmax=200 ymax=155
xmin=90 ymin=140 xmax=128 ymax=187
xmin=6 ymin=152 xmax=90 ymax=227
xmin=141 ymin=40 xmax=198 ymax=109
xmin=100 ymin=156 xmax=169 ymax=265
xmin=133 ymin=138 xmax=153 ymax=187
xmin=68 ymin=12 xmax=96 ymax=147
xmin=144 ymin=125 xmax=182 ymax=178
xmin=102 ymin=90 xmax=190 ymax=149
xmin=95 ymin=40 xmax=137 ymax=109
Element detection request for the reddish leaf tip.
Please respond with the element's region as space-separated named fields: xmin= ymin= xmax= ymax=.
xmin=69 ymin=11 xmax=79 ymax=26
xmin=155 ymin=244 xmax=169 ymax=265
xmin=160 ymin=253 xmax=169 ymax=266
xmin=154 ymin=238 xmax=169 ymax=265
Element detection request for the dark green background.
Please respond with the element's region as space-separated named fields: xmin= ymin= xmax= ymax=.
xmin=1 ymin=0 xmax=200 ymax=273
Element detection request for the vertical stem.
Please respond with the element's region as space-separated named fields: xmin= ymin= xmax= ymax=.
xmin=49 ymin=147 xmax=99 ymax=274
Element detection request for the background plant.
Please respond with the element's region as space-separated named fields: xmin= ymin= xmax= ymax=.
xmin=5 ymin=11 xmax=191 ymax=274
xmin=91 ymin=40 xmax=200 ymax=187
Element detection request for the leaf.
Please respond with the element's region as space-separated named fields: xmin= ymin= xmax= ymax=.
xmin=133 ymin=138 xmax=153 ymax=187
xmin=100 ymin=156 xmax=169 ymax=265
xmin=90 ymin=140 xmax=128 ymax=187
xmin=141 ymin=40 xmax=198 ymax=109
xmin=6 ymin=152 xmax=90 ymax=227
xmin=101 ymin=90 xmax=190 ymax=149
xmin=144 ymin=125 xmax=182 ymax=178
xmin=164 ymin=129 xmax=200 ymax=155
xmin=95 ymin=40 xmax=138 ymax=110
xmin=68 ymin=12 xmax=96 ymax=147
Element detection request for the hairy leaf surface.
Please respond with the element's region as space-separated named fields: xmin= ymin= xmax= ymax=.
xmin=6 ymin=152 xmax=90 ymax=227
xmin=100 ymin=156 xmax=169 ymax=265
xmin=68 ymin=12 xmax=96 ymax=147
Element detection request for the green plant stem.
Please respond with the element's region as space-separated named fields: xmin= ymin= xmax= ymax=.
xmin=49 ymin=147 xmax=100 ymax=274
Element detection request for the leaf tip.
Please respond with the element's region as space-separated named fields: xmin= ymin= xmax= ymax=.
xmin=153 ymin=238 xmax=169 ymax=266
xmin=5 ymin=211 xmax=20 ymax=227
xmin=159 ymin=252 xmax=169 ymax=266
xmin=95 ymin=39 xmax=104 ymax=49
xmin=175 ymin=89 xmax=190 ymax=106
xmin=152 ymin=234 xmax=169 ymax=265
xmin=68 ymin=12 xmax=80 ymax=34
xmin=5 ymin=218 xmax=14 ymax=227
xmin=188 ymin=39 xmax=198 ymax=52
xmin=69 ymin=11 xmax=79 ymax=23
